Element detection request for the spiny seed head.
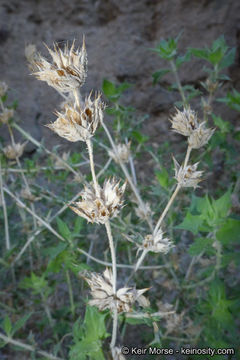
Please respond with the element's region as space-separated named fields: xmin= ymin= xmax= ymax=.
xmin=70 ymin=178 xmax=126 ymax=224
xmin=0 ymin=108 xmax=14 ymax=125
xmin=83 ymin=268 xmax=149 ymax=313
xmin=170 ymin=107 xmax=199 ymax=137
xmin=3 ymin=142 xmax=27 ymax=160
xmin=173 ymin=157 xmax=203 ymax=188
xmin=0 ymin=82 xmax=8 ymax=97
xmin=31 ymin=39 xmax=87 ymax=93
xmin=46 ymin=92 xmax=104 ymax=142
xmin=139 ymin=229 xmax=174 ymax=255
xmin=188 ymin=122 xmax=215 ymax=149
xmin=108 ymin=142 xmax=131 ymax=163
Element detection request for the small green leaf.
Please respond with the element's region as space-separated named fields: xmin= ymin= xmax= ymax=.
xmin=152 ymin=69 xmax=170 ymax=84
xmin=155 ymin=168 xmax=169 ymax=189
xmin=3 ymin=315 xmax=12 ymax=336
xmin=219 ymin=47 xmax=236 ymax=70
xmin=188 ymin=237 xmax=214 ymax=256
xmin=131 ymin=130 xmax=149 ymax=144
xmin=56 ymin=217 xmax=72 ymax=241
xmin=12 ymin=313 xmax=32 ymax=336
xmin=216 ymin=218 xmax=240 ymax=244
xmin=175 ymin=212 xmax=203 ymax=235
xmin=212 ymin=114 xmax=231 ymax=133
xmin=102 ymin=79 xmax=117 ymax=98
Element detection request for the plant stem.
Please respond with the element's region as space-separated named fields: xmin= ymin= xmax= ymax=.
xmin=105 ymin=220 xmax=117 ymax=293
xmin=170 ymin=60 xmax=187 ymax=106
xmin=101 ymin=120 xmax=153 ymax=230
xmin=110 ymin=308 xmax=118 ymax=351
xmin=0 ymin=332 xmax=64 ymax=360
xmin=65 ymin=269 xmax=75 ymax=317
xmin=0 ymin=160 xmax=10 ymax=250
xmin=86 ymin=139 xmax=100 ymax=197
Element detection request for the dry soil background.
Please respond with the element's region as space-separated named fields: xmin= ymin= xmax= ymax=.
xmin=0 ymin=0 xmax=240 ymax=151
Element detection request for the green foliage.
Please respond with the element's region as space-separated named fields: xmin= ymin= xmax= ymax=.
xmin=69 ymin=306 xmax=109 ymax=360
xmin=102 ymin=79 xmax=131 ymax=102
xmin=217 ymin=89 xmax=240 ymax=112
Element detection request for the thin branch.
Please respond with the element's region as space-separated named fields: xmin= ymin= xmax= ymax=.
xmin=0 ymin=332 xmax=64 ymax=360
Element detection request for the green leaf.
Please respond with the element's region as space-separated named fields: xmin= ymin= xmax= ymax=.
xmin=102 ymin=79 xmax=117 ymax=98
xmin=212 ymin=114 xmax=231 ymax=133
xmin=155 ymin=168 xmax=169 ymax=189
xmin=73 ymin=217 xmax=84 ymax=236
xmin=152 ymin=69 xmax=170 ymax=84
xmin=188 ymin=237 xmax=214 ymax=256
xmin=216 ymin=218 xmax=240 ymax=244
xmin=3 ymin=315 xmax=12 ymax=336
xmin=84 ymin=306 xmax=107 ymax=340
xmin=219 ymin=47 xmax=236 ymax=70
xmin=189 ymin=48 xmax=209 ymax=60
xmin=211 ymin=189 xmax=232 ymax=219
xmin=12 ymin=313 xmax=32 ymax=336
xmin=131 ymin=130 xmax=149 ymax=144
xmin=56 ymin=217 xmax=72 ymax=241
xmin=175 ymin=51 xmax=191 ymax=68
xmin=44 ymin=242 xmax=68 ymax=261
xmin=175 ymin=212 xmax=203 ymax=235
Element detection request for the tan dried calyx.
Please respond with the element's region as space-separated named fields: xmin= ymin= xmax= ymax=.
xmin=173 ymin=157 xmax=203 ymax=189
xmin=3 ymin=142 xmax=27 ymax=160
xmin=84 ymin=268 xmax=149 ymax=313
xmin=70 ymin=178 xmax=126 ymax=224
xmin=0 ymin=108 xmax=14 ymax=125
xmin=108 ymin=142 xmax=131 ymax=163
xmin=0 ymin=82 xmax=8 ymax=97
xmin=170 ymin=107 xmax=214 ymax=148
xmin=139 ymin=229 xmax=174 ymax=254
xmin=31 ymin=39 xmax=87 ymax=93
xmin=46 ymin=93 xmax=104 ymax=142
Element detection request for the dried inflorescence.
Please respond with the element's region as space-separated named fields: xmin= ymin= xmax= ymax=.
xmin=3 ymin=142 xmax=27 ymax=160
xmin=0 ymin=108 xmax=14 ymax=125
xmin=84 ymin=268 xmax=148 ymax=313
xmin=70 ymin=178 xmax=126 ymax=224
xmin=173 ymin=158 xmax=203 ymax=188
xmin=0 ymin=81 xmax=8 ymax=97
xmin=139 ymin=229 xmax=174 ymax=254
xmin=46 ymin=93 xmax=104 ymax=142
xmin=108 ymin=142 xmax=131 ymax=164
xmin=31 ymin=40 xmax=87 ymax=93
xmin=170 ymin=107 xmax=214 ymax=148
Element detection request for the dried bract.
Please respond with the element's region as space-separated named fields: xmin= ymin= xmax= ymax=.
xmin=0 ymin=108 xmax=14 ymax=125
xmin=139 ymin=229 xmax=174 ymax=254
xmin=84 ymin=268 xmax=148 ymax=313
xmin=32 ymin=39 xmax=87 ymax=93
xmin=46 ymin=93 xmax=104 ymax=142
xmin=108 ymin=142 xmax=131 ymax=163
xmin=0 ymin=82 xmax=8 ymax=97
xmin=3 ymin=142 xmax=27 ymax=160
xmin=20 ymin=188 xmax=41 ymax=202
xmin=170 ymin=108 xmax=198 ymax=136
xmin=188 ymin=122 xmax=215 ymax=149
xmin=70 ymin=178 xmax=126 ymax=224
xmin=135 ymin=202 xmax=153 ymax=221
xmin=173 ymin=158 xmax=203 ymax=188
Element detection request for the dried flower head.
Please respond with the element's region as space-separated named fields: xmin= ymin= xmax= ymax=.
xmin=135 ymin=202 xmax=153 ymax=221
xmin=25 ymin=44 xmax=40 ymax=72
xmin=188 ymin=121 xmax=215 ymax=149
xmin=3 ymin=142 xmax=27 ymax=160
xmin=70 ymin=178 xmax=126 ymax=224
xmin=0 ymin=108 xmax=14 ymax=125
xmin=46 ymin=93 xmax=104 ymax=142
xmin=173 ymin=158 xmax=203 ymax=188
xmin=108 ymin=142 xmax=131 ymax=163
xmin=84 ymin=268 xmax=148 ymax=313
xmin=0 ymin=82 xmax=8 ymax=97
xmin=170 ymin=108 xmax=199 ymax=136
xmin=54 ymin=151 xmax=70 ymax=169
xmin=138 ymin=229 xmax=174 ymax=255
xmin=20 ymin=188 xmax=41 ymax=202
xmin=32 ymin=39 xmax=87 ymax=93
xmin=112 ymin=347 xmax=126 ymax=360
